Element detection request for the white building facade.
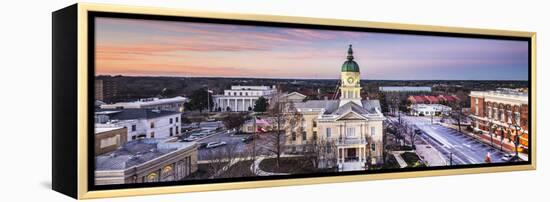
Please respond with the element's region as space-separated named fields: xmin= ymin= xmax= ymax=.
xmin=95 ymin=109 xmax=182 ymax=140
xmin=212 ymin=86 xmax=276 ymax=112
xmin=410 ymin=104 xmax=452 ymax=116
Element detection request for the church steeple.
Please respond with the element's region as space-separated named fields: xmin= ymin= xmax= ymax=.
xmin=340 ymin=44 xmax=362 ymax=107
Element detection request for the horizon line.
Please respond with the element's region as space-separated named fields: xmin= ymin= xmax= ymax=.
xmin=95 ymin=74 xmax=529 ymax=82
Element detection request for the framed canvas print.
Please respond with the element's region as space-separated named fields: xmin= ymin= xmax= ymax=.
xmin=52 ymin=3 xmax=536 ymax=199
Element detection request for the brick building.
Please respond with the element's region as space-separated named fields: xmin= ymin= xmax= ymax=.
xmin=469 ymin=88 xmax=529 ymax=152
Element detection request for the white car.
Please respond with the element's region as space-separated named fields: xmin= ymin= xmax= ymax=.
xmin=183 ymin=136 xmax=199 ymax=142
xmin=501 ymin=153 xmax=514 ymax=161
xmin=206 ymin=141 xmax=227 ymax=149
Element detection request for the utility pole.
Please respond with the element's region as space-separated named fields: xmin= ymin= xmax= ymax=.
xmin=206 ymin=89 xmax=210 ymax=112
xmin=252 ymin=114 xmax=257 ymax=174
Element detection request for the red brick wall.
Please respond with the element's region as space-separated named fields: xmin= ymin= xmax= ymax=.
xmin=470 ymin=97 xmax=485 ymax=117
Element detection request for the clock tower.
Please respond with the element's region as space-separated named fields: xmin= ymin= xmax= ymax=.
xmin=339 ymin=44 xmax=362 ymax=107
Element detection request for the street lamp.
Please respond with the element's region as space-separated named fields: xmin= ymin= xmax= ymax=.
xmin=488 ymin=118 xmax=497 ymax=148
xmin=509 ymin=122 xmax=523 ymax=160
xmin=449 ymin=152 xmax=453 ymax=166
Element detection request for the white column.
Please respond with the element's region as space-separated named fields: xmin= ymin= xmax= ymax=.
xmin=358 ymin=147 xmax=362 ymax=162
xmin=225 ymin=99 xmax=228 ymax=111
xmin=233 ymin=98 xmax=237 ymax=111
xmin=242 ymin=98 xmax=245 ymax=111
xmin=362 ymin=147 xmax=365 ymax=162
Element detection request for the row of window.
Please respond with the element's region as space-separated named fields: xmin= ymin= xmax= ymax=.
xmin=486 ymin=107 xmax=521 ymax=124
xmin=225 ymin=91 xmax=263 ymax=96
xmin=143 ymin=156 xmax=192 ymax=183
xmin=131 ymin=126 xmax=180 ymax=140
xmin=150 ymin=117 xmax=180 ymax=129
xmin=290 ymin=127 xmax=376 ymax=141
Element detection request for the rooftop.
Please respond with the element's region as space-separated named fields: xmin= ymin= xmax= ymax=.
xmin=229 ymin=85 xmax=275 ymax=91
xmin=470 ymin=88 xmax=528 ymax=103
xmin=379 ymin=86 xmax=432 ymax=92
xmin=95 ymin=139 xmax=196 ymax=171
xmin=100 ymin=96 xmax=187 ymax=109
xmin=295 ymin=100 xmax=381 ymax=115
xmin=95 ymin=127 xmax=124 ymax=134
xmin=96 ymin=108 xmax=180 ymax=121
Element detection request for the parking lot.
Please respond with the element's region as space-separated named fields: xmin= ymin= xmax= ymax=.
xmin=401 ymin=115 xmax=511 ymax=165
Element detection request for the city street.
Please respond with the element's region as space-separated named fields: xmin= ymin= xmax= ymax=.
xmin=197 ymin=131 xmax=272 ymax=161
xmin=399 ymin=115 xmax=509 ymax=165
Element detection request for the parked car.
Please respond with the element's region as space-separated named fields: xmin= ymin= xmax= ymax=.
xmin=182 ymin=136 xmax=198 ymax=142
xmin=501 ymin=153 xmax=514 ymax=161
xmin=241 ymin=135 xmax=254 ymax=143
xmin=198 ymin=142 xmax=208 ymax=149
xmin=206 ymin=141 xmax=227 ymax=149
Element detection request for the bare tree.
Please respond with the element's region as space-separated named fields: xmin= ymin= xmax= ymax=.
xmin=450 ymin=101 xmax=465 ymax=133
xmin=499 ymin=127 xmax=505 ymax=151
xmin=204 ymin=142 xmax=249 ymax=179
xmin=306 ymin=137 xmax=338 ymax=170
xmin=221 ymin=112 xmax=248 ymax=132
xmin=407 ymin=123 xmax=419 ymax=150
xmin=265 ymin=90 xmax=302 ymax=169
xmin=510 ymin=113 xmax=524 ymax=159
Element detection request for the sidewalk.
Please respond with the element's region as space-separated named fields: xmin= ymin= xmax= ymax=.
xmin=250 ymin=156 xmax=290 ymax=176
xmin=390 ymin=151 xmax=408 ymax=168
xmin=440 ymin=122 xmax=528 ymax=161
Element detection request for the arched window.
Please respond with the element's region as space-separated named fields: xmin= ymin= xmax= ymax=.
xmin=147 ymin=173 xmax=158 ymax=182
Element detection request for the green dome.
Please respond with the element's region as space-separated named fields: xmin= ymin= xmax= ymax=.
xmin=342 ymin=60 xmax=360 ymax=72
xmin=341 ymin=44 xmax=360 ymax=72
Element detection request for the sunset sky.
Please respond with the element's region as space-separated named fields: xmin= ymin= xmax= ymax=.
xmin=95 ymin=17 xmax=529 ymax=80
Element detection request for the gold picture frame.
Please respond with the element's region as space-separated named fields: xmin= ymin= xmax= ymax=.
xmin=52 ymin=3 xmax=536 ymax=199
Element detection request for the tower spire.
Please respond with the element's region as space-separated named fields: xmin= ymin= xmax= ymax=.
xmin=347 ymin=44 xmax=354 ymax=61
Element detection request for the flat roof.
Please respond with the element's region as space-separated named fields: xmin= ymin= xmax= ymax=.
xmin=95 ymin=139 xmax=196 ymax=171
xmin=96 ymin=108 xmax=180 ymax=120
xmin=95 ymin=127 xmax=124 ymax=134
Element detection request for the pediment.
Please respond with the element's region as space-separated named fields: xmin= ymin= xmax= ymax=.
xmin=336 ymin=111 xmax=367 ymax=120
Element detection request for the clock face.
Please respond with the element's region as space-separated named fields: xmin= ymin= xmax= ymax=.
xmin=347 ymin=77 xmax=354 ymax=84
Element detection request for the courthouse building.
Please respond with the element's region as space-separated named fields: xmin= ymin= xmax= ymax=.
xmin=288 ymin=45 xmax=385 ymax=171
xmin=469 ymin=88 xmax=529 ymax=151
xmin=212 ymin=85 xmax=277 ymax=112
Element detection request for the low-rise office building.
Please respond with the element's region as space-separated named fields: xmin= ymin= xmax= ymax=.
xmin=470 ymin=88 xmax=529 ymax=150
xmin=410 ymin=104 xmax=452 ymax=116
xmin=95 ymin=139 xmax=198 ymax=185
xmin=95 ymin=108 xmax=181 ymax=140
xmin=100 ymin=96 xmax=188 ymax=112
xmin=95 ymin=127 xmax=128 ymax=156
